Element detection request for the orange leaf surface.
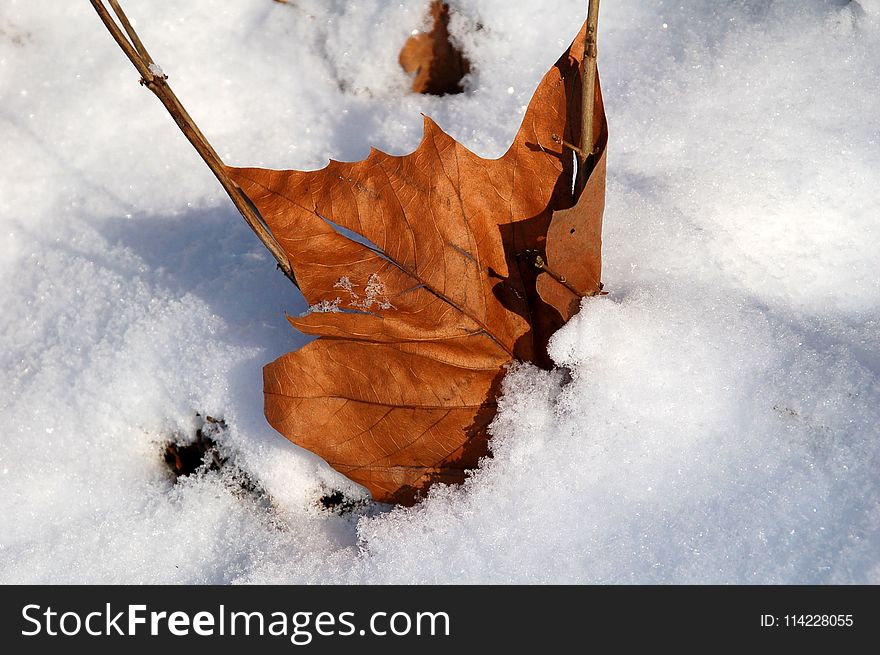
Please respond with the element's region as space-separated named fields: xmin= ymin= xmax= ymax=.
xmin=536 ymin=81 xmax=608 ymax=320
xmin=225 ymin=23 xmax=607 ymax=505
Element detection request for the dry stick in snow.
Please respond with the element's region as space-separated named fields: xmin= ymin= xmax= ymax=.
xmin=90 ymin=0 xmax=297 ymax=286
xmin=575 ymin=0 xmax=601 ymax=198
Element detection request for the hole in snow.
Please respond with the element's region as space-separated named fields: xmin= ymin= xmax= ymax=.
xmin=161 ymin=415 xmax=262 ymax=499
xmin=163 ymin=414 xmax=227 ymax=479
xmin=318 ymin=489 xmax=370 ymax=515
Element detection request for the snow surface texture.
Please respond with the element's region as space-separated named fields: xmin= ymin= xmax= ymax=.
xmin=1 ymin=0 xmax=878 ymax=583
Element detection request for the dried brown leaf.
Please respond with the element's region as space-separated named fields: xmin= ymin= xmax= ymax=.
xmin=225 ymin=23 xmax=606 ymax=504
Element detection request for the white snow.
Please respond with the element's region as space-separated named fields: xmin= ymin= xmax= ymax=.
xmin=1 ymin=0 xmax=878 ymax=583
xmin=304 ymin=298 xmax=342 ymax=314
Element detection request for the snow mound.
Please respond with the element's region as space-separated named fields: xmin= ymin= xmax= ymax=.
xmin=1 ymin=0 xmax=878 ymax=583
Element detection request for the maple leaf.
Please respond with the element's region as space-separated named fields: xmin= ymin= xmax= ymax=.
xmin=225 ymin=23 xmax=607 ymax=505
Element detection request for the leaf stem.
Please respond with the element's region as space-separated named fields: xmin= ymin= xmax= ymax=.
xmin=561 ymin=139 xmax=589 ymax=160
xmin=90 ymin=0 xmax=297 ymax=286
xmin=534 ymin=255 xmax=601 ymax=298
xmin=575 ymin=0 xmax=601 ymax=199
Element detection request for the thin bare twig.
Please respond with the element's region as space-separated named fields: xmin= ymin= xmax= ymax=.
xmin=107 ymin=0 xmax=151 ymax=63
xmin=89 ymin=0 xmax=297 ymax=285
xmin=562 ymin=139 xmax=589 ymax=160
xmin=534 ymin=255 xmax=602 ymax=298
xmin=575 ymin=0 xmax=601 ymax=198
xmin=550 ymin=132 xmax=590 ymax=159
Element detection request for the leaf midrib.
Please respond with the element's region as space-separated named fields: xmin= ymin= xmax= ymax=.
xmin=238 ymin=171 xmax=518 ymax=358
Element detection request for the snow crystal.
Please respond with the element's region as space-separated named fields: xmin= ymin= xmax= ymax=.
xmin=349 ymin=273 xmax=394 ymax=311
xmin=1 ymin=0 xmax=878 ymax=583
xmin=304 ymin=298 xmax=342 ymax=314
xmin=332 ymin=273 xmax=394 ymax=311
xmin=147 ymin=61 xmax=165 ymax=78
xmin=333 ymin=275 xmax=356 ymax=295
xmin=855 ymin=1 xmax=880 ymax=18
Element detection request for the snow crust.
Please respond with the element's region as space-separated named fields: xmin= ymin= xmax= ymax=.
xmin=1 ymin=0 xmax=878 ymax=583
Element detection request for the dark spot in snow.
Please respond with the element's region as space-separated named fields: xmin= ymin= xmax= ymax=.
xmin=163 ymin=415 xmax=227 ymax=479
xmin=318 ymin=489 xmax=369 ymax=515
xmin=161 ymin=414 xmax=261 ymax=498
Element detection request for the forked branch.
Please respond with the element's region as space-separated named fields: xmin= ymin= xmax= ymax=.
xmin=90 ymin=0 xmax=297 ymax=285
